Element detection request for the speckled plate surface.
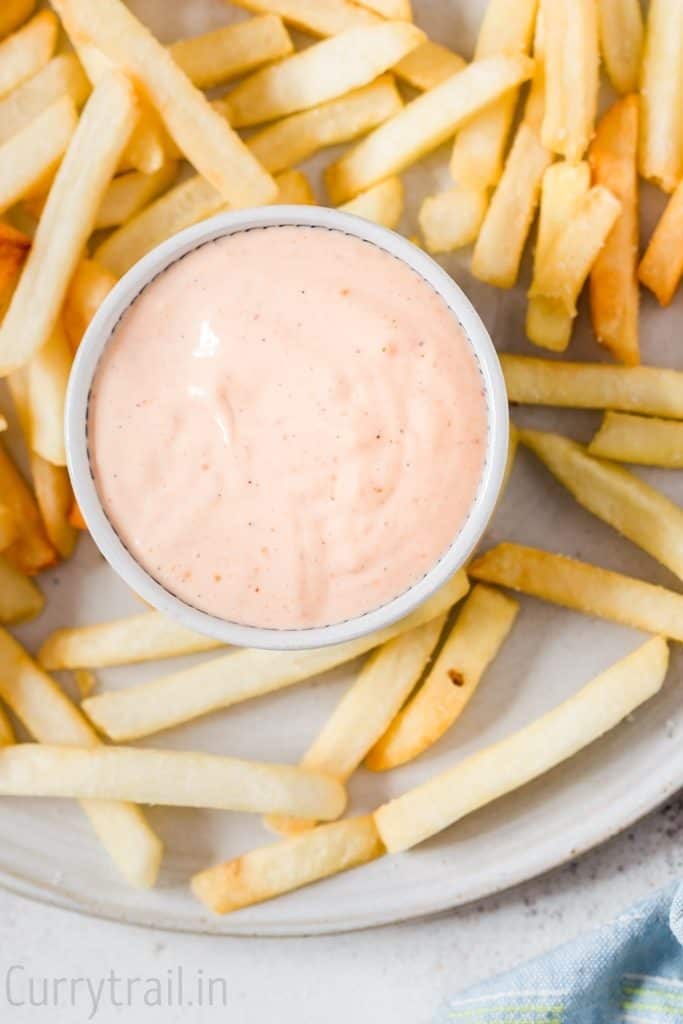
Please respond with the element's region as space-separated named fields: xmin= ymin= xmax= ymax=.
xmin=1 ymin=0 xmax=682 ymax=937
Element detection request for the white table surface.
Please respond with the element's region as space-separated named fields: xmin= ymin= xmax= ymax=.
xmin=1 ymin=797 xmax=680 ymax=1022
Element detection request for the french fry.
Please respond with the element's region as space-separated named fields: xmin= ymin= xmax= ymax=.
xmin=470 ymin=543 xmax=683 ymax=643
xmin=588 ymin=412 xmax=683 ymax=469
xmin=639 ymin=180 xmax=683 ymax=307
xmin=0 ymin=73 xmax=138 ymax=375
xmin=0 ymin=628 xmax=162 ymax=887
xmin=597 ymin=0 xmax=643 ymax=95
xmin=95 ymin=168 xmax=316 ymax=277
xmin=0 ymin=53 xmax=89 ymax=146
xmin=228 ymin=0 xmax=377 ymax=37
xmin=272 ymin=168 xmax=316 ymax=205
xmin=26 ymin=319 xmax=72 ymax=466
xmin=193 ymin=815 xmax=384 ymax=915
xmin=449 ymin=0 xmax=538 ymax=189
xmin=168 ymin=15 xmax=293 ymax=89
xmin=520 ymin=428 xmax=683 ymax=583
xmin=471 ymin=122 xmax=552 ymax=286
xmin=0 ymin=0 xmax=35 ymax=40
xmin=30 ymin=456 xmax=77 ymax=559
xmin=95 ymin=161 xmax=179 ymax=230
xmin=339 ymin=176 xmax=403 ymax=228
xmin=355 ymin=0 xmax=411 ymax=18
xmin=39 ymin=611 xmax=222 ymax=670
xmin=0 ymin=97 xmax=77 ymax=216
xmin=418 ymin=185 xmax=487 ymax=253
xmin=502 ymin=355 xmax=683 ymax=418
xmin=393 ymin=41 xmax=466 ymax=90
xmin=0 ymin=505 xmax=17 ymax=551
xmin=0 ymin=11 xmax=57 ymax=99
xmin=0 ymin=704 xmax=14 ymax=745
xmin=63 ymin=259 xmax=116 ymax=349
xmin=53 ymin=0 xmax=277 ymax=208
xmin=82 ymin=571 xmax=469 ymax=741
xmin=69 ymin=499 xmax=86 ymax=530
xmin=375 ymin=637 xmax=668 ymax=853
xmin=0 ymin=744 xmax=347 ymax=819
xmin=589 ymin=96 xmax=639 ymax=365
xmin=0 ymin=222 xmax=30 ymax=295
xmin=639 ymin=0 xmax=683 ymax=191
xmin=0 ymin=555 xmax=43 ymax=622
xmin=529 ymin=185 xmax=620 ymax=314
xmin=502 ymin=422 xmax=519 ymax=492
xmin=222 ymin=22 xmax=424 ymax=128
xmin=0 ymin=440 xmax=55 ymax=575
xmin=325 ymin=55 xmax=534 ymax=204
xmin=366 ymin=586 xmax=519 ymax=771
xmin=246 ymin=75 xmax=402 ymax=175
xmin=266 ymin=615 xmax=446 ymax=836
xmin=541 ymin=0 xmax=599 ymax=162
xmin=73 ymin=668 xmax=96 ymax=699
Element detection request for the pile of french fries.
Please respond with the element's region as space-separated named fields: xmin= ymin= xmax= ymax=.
xmin=0 ymin=0 xmax=681 ymax=918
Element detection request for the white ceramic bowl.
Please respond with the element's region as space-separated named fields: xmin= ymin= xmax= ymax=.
xmin=66 ymin=206 xmax=508 ymax=651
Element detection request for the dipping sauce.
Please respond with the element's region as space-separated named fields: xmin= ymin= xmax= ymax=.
xmin=90 ymin=226 xmax=488 ymax=630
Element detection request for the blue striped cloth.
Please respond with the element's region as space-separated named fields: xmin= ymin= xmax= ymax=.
xmin=436 ymin=882 xmax=683 ymax=1023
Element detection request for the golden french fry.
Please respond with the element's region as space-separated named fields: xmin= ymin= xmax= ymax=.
xmin=193 ymin=815 xmax=384 ymax=914
xmin=470 ymin=542 xmax=683 ymax=643
xmin=0 ymin=221 xmax=30 ymax=295
xmin=95 ymin=168 xmax=306 ymax=277
xmin=0 ymin=554 xmax=43 ymax=622
xmin=639 ymin=180 xmax=683 ymax=307
xmin=73 ymin=668 xmax=96 ymax=699
xmin=246 ymin=75 xmax=402 ymax=175
xmin=53 ymin=0 xmax=277 ymax=208
xmin=0 ymin=0 xmax=35 ymax=40
xmin=223 ymin=22 xmax=423 ymax=128
xmin=502 ymin=354 xmax=683 ymax=418
xmin=502 ymin=422 xmax=519 ymax=493
xmin=228 ymin=0 xmax=377 ymax=36
xmin=526 ymin=162 xmax=589 ymax=350
xmin=30 ymin=456 xmax=77 ymax=559
xmin=0 ymin=440 xmax=55 ymax=575
xmin=326 ymin=55 xmax=534 ymax=204
xmin=472 ymin=121 xmax=552 ymax=286
xmin=266 ymin=616 xmax=446 ymax=836
xmin=542 ymin=0 xmax=598 ymax=162
xmin=0 ymin=744 xmax=346 ymax=819
xmin=0 ymin=504 xmax=17 ymax=551
xmin=0 ymin=628 xmax=162 ymax=887
xmin=26 ymin=319 xmax=72 ymax=466
xmin=82 ymin=571 xmax=469 ymax=742
xmin=589 ymin=95 xmax=639 ymax=365
xmin=339 ymin=176 xmax=403 ymax=228
xmin=639 ymin=0 xmax=683 ymax=191
xmin=168 ymin=15 xmax=293 ymax=89
xmin=530 ymin=185 xmax=620 ymax=314
xmin=588 ymin=412 xmax=683 ymax=469
xmin=69 ymin=499 xmax=86 ymax=530
xmin=0 ymin=53 xmax=90 ymax=146
xmin=0 ymin=73 xmax=137 ymax=375
xmin=272 ymin=168 xmax=316 ymax=205
xmin=393 ymin=41 xmax=466 ymax=90
xmin=419 ymin=185 xmax=488 ymax=253
xmin=0 ymin=97 xmax=77 ymax=216
xmin=355 ymin=0 xmax=411 ymax=18
xmin=63 ymin=259 xmax=117 ymax=350
xmin=0 ymin=704 xmax=14 ymax=745
xmin=0 ymin=10 xmax=57 ymax=99
xmin=39 ymin=611 xmax=222 ymax=670
xmin=520 ymin=428 xmax=683 ymax=582
xmin=95 ymin=161 xmax=179 ymax=230
xmin=597 ymin=0 xmax=643 ymax=95
xmin=375 ymin=637 xmax=668 ymax=852
xmin=366 ymin=586 xmax=519 ymax=771
xmin=449 ymin=0 xmax=538 ymax=188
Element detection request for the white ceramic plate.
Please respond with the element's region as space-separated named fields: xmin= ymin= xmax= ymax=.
xmin=1 ymin=0 xmax=682 ymax=937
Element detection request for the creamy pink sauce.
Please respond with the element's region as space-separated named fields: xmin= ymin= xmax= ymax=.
xmin=90 ymin=226 xmax=488 ymax=629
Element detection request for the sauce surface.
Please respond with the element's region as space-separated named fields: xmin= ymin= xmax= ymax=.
xmin=90 ymin=226 xmax=488 ymax=629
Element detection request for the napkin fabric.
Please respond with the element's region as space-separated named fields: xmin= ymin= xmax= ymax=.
xmin=436 ymin=882 xmax=683 ymax=1023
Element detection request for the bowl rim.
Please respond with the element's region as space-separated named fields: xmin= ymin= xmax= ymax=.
xmin=66 ymin=205 xmax=509 ymax=651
